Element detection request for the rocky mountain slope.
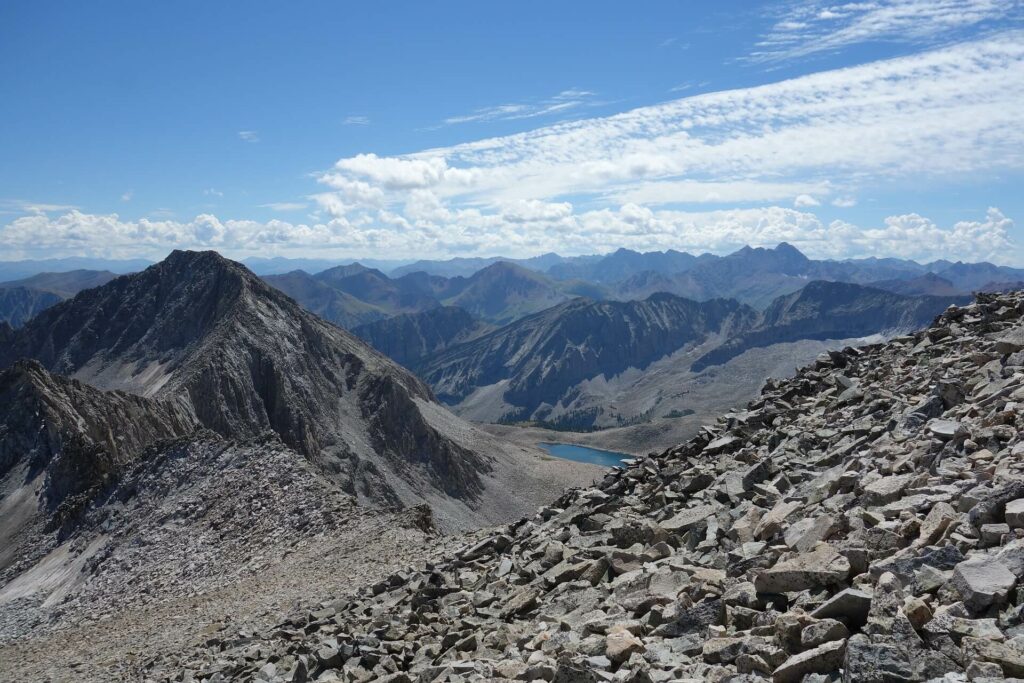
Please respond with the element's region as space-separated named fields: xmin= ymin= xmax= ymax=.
xmin=0 ymin=359 xmax=200 ymax=577
xmin=0 ymin=286 xmax=62 ymax=327
xmin=148 ymin=289 xmax=1024 ymax=682
xmin=0 ymin=376 xmax=451 ymax=681
xmin=352 ymin=306 xmax=492 ymax=367
xmin=0 ymin=250 xmax=589 ymax=529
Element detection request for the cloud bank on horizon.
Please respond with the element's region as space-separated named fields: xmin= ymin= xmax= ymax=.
xmin=2 ymin=8 xmax=1023 ymax=264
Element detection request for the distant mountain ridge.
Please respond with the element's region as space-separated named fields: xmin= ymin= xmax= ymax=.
xmin=353 ymin=306 xmax=492 ymax=367
xmin=413 ymin=282 xmax=964 ymax=429
xmin=691 ymin=280 xmax=970 ymax=371
xmin=0 ymin=286 xmax=62 ymax=328
xmin=416 ymin=293 xmax=758 ymax=419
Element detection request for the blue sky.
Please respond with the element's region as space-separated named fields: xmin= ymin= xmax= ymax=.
xmin=1 ymin=1 xmax=1022 ymax=262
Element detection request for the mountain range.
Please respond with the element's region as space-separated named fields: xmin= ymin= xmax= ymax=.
xmin=261 ymin=244 xmax=1024 ymax=329
xmin=0 ymin=251 xmax=584 ymax=529
xmin=407 ymin=282 xmax=962 ymax=436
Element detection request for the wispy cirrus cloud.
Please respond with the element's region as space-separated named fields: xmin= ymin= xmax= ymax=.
xmin=751 ymin=0 xmax=1020 ymax=62
xmin=342 ymin=115 xmax=370 ymax=126
xmin=0 ymin=199 xmax=80 ymax=215
xmin=441 ymin=88 xmax=598 ymax=126
xmin=259 ymin=202 xmax=309 ymax=212
xmin=316 ymin=31 xmax=1023 ymax=213
xmin=238 ymin=130 xmax=260 ymax=143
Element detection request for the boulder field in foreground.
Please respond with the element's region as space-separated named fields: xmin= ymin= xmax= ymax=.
xmin=148 ymin=290 xmax=1024 ymax=681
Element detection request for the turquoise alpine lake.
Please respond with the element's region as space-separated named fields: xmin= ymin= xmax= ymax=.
xmin=538 ymin=442 xmax=633 ymax=468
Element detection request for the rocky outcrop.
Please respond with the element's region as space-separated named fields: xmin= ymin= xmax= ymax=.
xmin=156 ymin=290 xmax=1024 ymax=681
xmin=0 ymin=359 xmax=200 ymax=595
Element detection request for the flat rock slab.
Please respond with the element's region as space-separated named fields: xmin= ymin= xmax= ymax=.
xmin=952 ymin=557 xmax=1016 ymax=612
xmin=772 ymin=638 xmax=846 ymax=683
xmin=662 ymin=505 xmax=719 ymax=533
xmin=754 ymin=543 xmax=851 ymax=594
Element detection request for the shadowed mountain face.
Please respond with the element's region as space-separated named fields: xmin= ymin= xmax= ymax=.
xmin=691 ymin=280 xmax=970 ymax=370
xmin=268 ymin=259 xmax=578 ymax=326
xmin=443 ymin=262 xmax=570 ymax=325
xmin=0 ymin=270 xmax=119 ymax=299
xmin=352 ymin=306 xmax=491 ymax=367
xmin=0 ymin=360 xmax=202 ymax=578
xmin=547 ymin=248 xmax=701 ymax=283
xmin=416 ymin=294 xmax=759 ymax=418
xmin=868 ymin=272 xmax=961 ymax=297
xmin=261 ymin=270 xmax=389 ymax=329
xmin=0 ymin=286 xmax=62 ymax=328
xmin=0 ymin=251 xmax=505 ymax=519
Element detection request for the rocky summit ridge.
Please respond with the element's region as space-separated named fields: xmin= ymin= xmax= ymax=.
xmin=152 ymin=290 xmax=1024 ymax=682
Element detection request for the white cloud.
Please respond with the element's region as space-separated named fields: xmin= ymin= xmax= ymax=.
xmin=121 ymin=190 xmax=133 ymax=202
xmin=329 ymin=153 xmax=452 ymax=191
xmin=342 ymin=115 xmax=370 ymax=126
xmin=752 ymin=0 xmax=1019 ymax=62
xmin=3 ymin=33 xmax=1022 ymax=266
xmin=0 ymin=206 xmax=1013 ymax=265
xmin=613 ymin=180 xmax=832 ymax=206
xmin=311 ymin=32 xmax=1023 ymax=216
xmin=0 ymin=199 xmax=80 ymax=215
xmin=442 ymin=88 xmax=598 ymax=126
xmin=203 ymin=188 xmax=224 ymax=198
xmin=259 ymin=202 xmax=308 ymax=212
xmin=238 ymin=130 xmax=260 ymax=143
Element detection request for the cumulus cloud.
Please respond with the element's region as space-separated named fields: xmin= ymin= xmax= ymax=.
xmin=0 ymin=206 xmax=1014 ymax=265
xmin=794 ymin=193 xmax=821 ymax=207
xmin=752 ymin=0 xmax=1019 ymax=62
